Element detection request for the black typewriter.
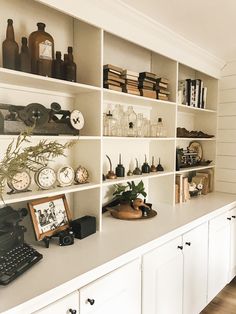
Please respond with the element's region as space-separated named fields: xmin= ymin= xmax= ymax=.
xmin=0 ymin=206 xmax=43 ymax=285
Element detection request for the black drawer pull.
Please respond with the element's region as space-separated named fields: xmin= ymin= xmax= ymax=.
xmin=232 ymin=216 xmax=236 ymax=219
xmin=177 ymin=245 xmax=183 ymax=250
xmin=69 ymin=309 xmax=77 ymax=314
xmin=227 ymin=217 xmax=232 ymax=220
xmin=87 ymin=298 xmax=95 ymax=305
xmin=185 ymin=242 xmax=191 ymax=246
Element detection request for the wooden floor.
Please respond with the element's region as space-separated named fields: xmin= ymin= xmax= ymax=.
xmin=201 ymin=277 xmax=236 ymax=314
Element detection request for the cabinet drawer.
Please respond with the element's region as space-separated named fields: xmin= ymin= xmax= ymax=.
xmin=33 ymin=291 xmax=79 ymax=314
xmin=79 ymin=258 xmax=141 ymax=314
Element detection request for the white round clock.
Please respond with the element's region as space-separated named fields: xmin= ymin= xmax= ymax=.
xmin=75 ymin=166 xmax=89 ymax=184
xmin=35 ymin=166 xmax=56 ymax=190
xmin=8 ymin=170 xmax=31 ymax=193
xmin=57 ymin=166 xmax=75 ymax=187
xmin=70 ymin=110 xmax=84 ymax=130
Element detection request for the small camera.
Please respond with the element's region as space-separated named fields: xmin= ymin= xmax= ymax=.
xmin=58 ymin=229 xmax=74 ymax=246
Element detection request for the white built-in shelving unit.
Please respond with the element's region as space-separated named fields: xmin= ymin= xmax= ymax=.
xmin=0 ymin=0 xmax=218 ymax=231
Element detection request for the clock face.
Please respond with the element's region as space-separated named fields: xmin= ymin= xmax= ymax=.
xmin=57 ymin=166 xmax=75 ymax=186
xmin=35 ymin=167 xmax=56 ymax=190
xmin=75 ymin=166 xmax=89 ymax=184
xmin=70 ymin=110 xmax=84 ymax=130
xmin=8 ymin=170 xmax=31 ymax=192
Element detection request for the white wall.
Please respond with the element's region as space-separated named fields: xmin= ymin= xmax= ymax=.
xmin=216 ymin=61 xmax=236 ymax=193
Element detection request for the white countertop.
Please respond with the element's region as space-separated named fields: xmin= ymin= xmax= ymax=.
xmin=1 ymin=192 xmax=236 ymax=314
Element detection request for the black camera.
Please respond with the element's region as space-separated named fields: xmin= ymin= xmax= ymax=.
xmin=58 ymin=229 xmax=74 ymax=246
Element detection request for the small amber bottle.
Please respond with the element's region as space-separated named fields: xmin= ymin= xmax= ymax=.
xmin=29 ymin=22 xmax=54 ymax=76
xmin=2 ymin=19 xmax=19 ymax=70
xmin=66 ymin=46 xmax=76 ymax=82
xmin=52 ymin=51 xmax=63 ymax=79
xmin=19 ymin=37 xmax=31 ymax=73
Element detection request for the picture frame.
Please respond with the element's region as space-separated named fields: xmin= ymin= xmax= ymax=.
xmin=28 ymin=194 xmax=72 ymax=241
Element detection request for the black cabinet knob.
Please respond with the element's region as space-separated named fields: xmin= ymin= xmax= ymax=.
xmin=69 ymin=309 xmax=77 ymax=314
xmin=227 ymin=217 xmax=231 ymax=220
xmin=232 ymin=216 xmax=236 ymax=219
xmin=185 ymin=242 xmax=191 ymax=246
xmin=177 ymin=245 xmax=183 ymax=250
xmin=87 ymin=298 xmax=95 ymax=305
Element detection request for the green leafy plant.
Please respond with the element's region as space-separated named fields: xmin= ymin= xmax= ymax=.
xmin=112 ymin=180 xmax=147 ymax=203
xmin=0 ymin=128 xmax=74 ymax=199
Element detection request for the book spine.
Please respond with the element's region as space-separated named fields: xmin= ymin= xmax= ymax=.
xmin=185 ymin=79 xmax=191 ymax=106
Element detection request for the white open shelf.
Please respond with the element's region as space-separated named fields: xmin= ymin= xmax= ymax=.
xmin=176 ymin=165 xmax=215 ymax=174
xmin=176 ymin=137 xmax=216 ymax=141
xmin=103 ymin=136 xmax=175 ymax=141
xmin=0 ymin=67 xmax=100 ymax=95
xmin=103 ymin=88 xmax=176 ymax=108
xmin=102 ymin=171 xmax=174 ymax=187
xmin=1 ymin=182 xmax=100 ymax=206
xmin=177 ymin=104 xmax=216 ymax=114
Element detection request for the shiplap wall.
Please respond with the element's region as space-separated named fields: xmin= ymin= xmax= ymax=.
xmin=216 ymin=61 xmax=236 ymax=193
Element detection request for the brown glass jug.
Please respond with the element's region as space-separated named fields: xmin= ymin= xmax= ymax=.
xmin=29 ymin=22 xmax=54 ymax=77
xmin=2 ymin=19 xmax=19 ymax=70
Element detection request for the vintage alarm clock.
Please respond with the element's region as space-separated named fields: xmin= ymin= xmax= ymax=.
xmin=7 ymin=170 xmax=31 ymax=193
xmin=57 ymin=166 xmax=75 ymax=187
xmin=35 ymin=166 xmax=56 ymax=190
xmin=70 ymin=110 xmax=84 ymax=130
xmin=75 ymin=166 xmax=89 ymax=184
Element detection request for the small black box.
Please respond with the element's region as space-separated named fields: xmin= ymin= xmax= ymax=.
xmin=70 ymin=216 xmax=96 ymax=239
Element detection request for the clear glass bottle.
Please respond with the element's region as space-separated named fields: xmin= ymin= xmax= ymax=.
xmin=156 ymin=117 xmax=167 ymax=137
xmin=2 ymin=19 xmax=19 ymax=70
xmin=150 ymin=119 xmax=157 ymax=137
xmin=136 ymin=113 xmax=144 ymax=137
xmin=127 ymin=106 xmax=137 ymax=136
xmin=66 ymin=46 xmax=76 ymax=82
xmin=29 ymin=22 xmax=54 ymax=76
xmin=52 ymin=51 xmax=63 ymax=79
xmin=106 ymin=111 xmax=117 ymax=136
xmin=19 ymin=37 xmax=31 ymax=73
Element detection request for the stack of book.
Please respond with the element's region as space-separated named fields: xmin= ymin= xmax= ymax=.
xmin=175 ymin=174 xmax=190 ymax=203
xmin=155 ymin=77 xmax=170 ymax=101
xmin=178 ymin=79 xmax=207 ymax=108
xmin=103 ymin=64 xmax=125 ymax=92
xmin=121 ymin=69 xmax=140 ymax=95
xmin=138 ymin=72 xmax=157 ymax=99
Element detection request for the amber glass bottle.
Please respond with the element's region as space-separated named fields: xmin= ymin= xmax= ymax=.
xmin=52 ymin=51 xmax=63 ymax=79
xmin=19 ymin=37 xmax=31 ymax=73
xmin=2 ymin=19 xmax=19 ymax=70
xmin=66 ymin=46 xmax=76 ymax=82
xmin=29 ymin=22 xmax=54 ymax=77
xmin=63 ymin=53 xmax=69 ymax=80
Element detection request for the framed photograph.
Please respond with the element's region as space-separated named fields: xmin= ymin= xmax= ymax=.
xmin=28 ymin=194 xmax=72 ymax=241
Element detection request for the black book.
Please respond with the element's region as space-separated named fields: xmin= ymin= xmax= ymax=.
xmin=185 ymin=79 xmax=192 ymax=106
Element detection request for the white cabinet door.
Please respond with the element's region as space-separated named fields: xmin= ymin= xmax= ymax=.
xmin=142 ymin=236 xmax=183 ymax=314
xmin=79 ymin=258 xmax=141 ymax=314
xmin=229 ymin=207 xmax=236 ymax=281
xmin=183 ymin=222 xmax=208 ymax=314
xmin=33 ymin=291 xmax=79 ymax=314
xmin=208 ymin=211 xmax=231 ymax=302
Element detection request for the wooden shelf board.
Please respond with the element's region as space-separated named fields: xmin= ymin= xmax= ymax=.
xmin=177 ymin=104 xmax=216 ymax=114
xmin=1 ymin=182 xmax=100 ymax=205
xmin=103 ymin=88 xmax=176 ymax=107
xmin=0 ymin=67 xmax=100 ymax=95
xmin=176 ymin=165 xmax=215 ymax=174
xmin=102 ymin=171 xmax=174 ymax=187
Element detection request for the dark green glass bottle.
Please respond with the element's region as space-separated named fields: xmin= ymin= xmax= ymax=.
xmin=66 ymin=46 xmax=76 ymax=82
xmin=52 ymin=51 xmax=63 ymax=79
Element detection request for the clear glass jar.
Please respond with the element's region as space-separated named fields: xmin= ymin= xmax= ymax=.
xmin=136 ymin=113 xmax=144 ymax=137
xmin=150 ymin=119 xmax=157 ymax=137
xmin=106 ymin=111 xmax=117 ymax=136
xmin=156 ymin=117 xmax=167 ymax=137
xmin=127 ymin=106 xmax=137 ymax=136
